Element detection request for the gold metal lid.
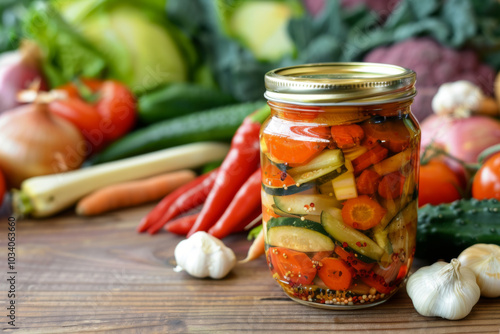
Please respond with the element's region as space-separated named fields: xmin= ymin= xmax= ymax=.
xmin=264 ymin=62 xmax=416 ymax=105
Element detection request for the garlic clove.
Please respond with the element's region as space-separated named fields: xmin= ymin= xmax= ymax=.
xmin=174 ymin=232 xmax=236 ymax=279
xmin=458 ymin=243 xmax=500 ymax=298
xmin=406 ymin=259 xmax=480 ymax=320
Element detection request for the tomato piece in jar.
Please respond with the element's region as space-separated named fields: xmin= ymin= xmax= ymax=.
xmin=378 ymin=171 xmax=406 ymax=199
xmin=268 ymin=247 xmax=317 ymax=285
xmin=263 ymin=126 xmax=330 ymax=166
xmin=317 ymin=258 xmax=354 ymax=291
xmin=331 ymin=124 xmax=365 ymax=149
xmin=362 ymin=118 xmax=411 ymax=153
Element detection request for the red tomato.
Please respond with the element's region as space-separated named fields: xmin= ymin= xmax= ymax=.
xmin=418 ymin=159 xmax=462 ymax=207
xmin=0 ymin=169 xmax=5 ymax=207
xmin=472 ymin=152 xmax=500 ymax=201
xmin=96 ymin=80 xmax=136 ymax=141
xmin=268 ymin=247 xmax=317 ymax=285
xmin=50 ymin=79 xmax=136 ymax=151
xmin=50 ymin=99 xmax=102 ymax=148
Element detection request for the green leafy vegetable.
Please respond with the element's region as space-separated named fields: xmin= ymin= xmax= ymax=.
xmin=24 ymin=0 xmax=195 ymax=93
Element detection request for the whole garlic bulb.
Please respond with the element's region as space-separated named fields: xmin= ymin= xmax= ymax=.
xmin=406 ymin=259 xmax=480 ymax=320
xmin=174 ymin=232 xmax=236 ymax=279
xmin=432 ymin=80 xmax=484 ymax=118
xmin=458 ymin=244 xmax=500 ymax=298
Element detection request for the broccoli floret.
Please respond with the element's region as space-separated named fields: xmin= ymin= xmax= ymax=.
xmin=364 ymin=37 xmax=496 ymax=121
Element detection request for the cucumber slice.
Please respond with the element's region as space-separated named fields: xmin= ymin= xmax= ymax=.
xmin=321 ymin=209 xmax=386 ymax=262
xmin=262 ymin=182 xmax=314 ymax=196
xmin=272 ymin=205 xmax=321 ymax=223
xmin=274 ymin=194 xmax=341 ymax=216
xmin=288 ymin=149 xmax=344 ymax=175
xmin=267 ymin=217 xmax=335 ymax=252
xmin=288 ymin=149 xmax=347 ymax=184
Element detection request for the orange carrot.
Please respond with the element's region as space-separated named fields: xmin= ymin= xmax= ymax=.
xmin=341 ymin=195 xmax=387 ymax=230
xmin=317 ymin=258 xmax=354 ymax=291
xmin=356 ymin=169 xmax=381 ymax=195
xmin=351 ymin=144 xmax=388 ymax=175
xmin=76 ymin=170 xmax=196 ymax=216
xmin=334 ymin=245 xmax=374 ymax=273
xmin=331 ymin=124 xmax=364 ymax=149
xmin=239 ymin=227 xmax=265 ymax=264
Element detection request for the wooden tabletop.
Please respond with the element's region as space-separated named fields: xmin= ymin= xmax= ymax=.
xmin=3 ymin=205 xmax=500 ymax=333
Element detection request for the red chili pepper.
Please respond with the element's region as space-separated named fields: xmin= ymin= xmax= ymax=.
xmin=208 ymin=168 xmax=262 ymax=239
xmin=187 ymin=106 xmax=270 ymax=237
xmin=136 ymin=168 xmax=218 ymax=233
xmin=165 ymin=213 xmax=200 ymax=235
xmin=229 ymin=203 xmax=262 ymax=234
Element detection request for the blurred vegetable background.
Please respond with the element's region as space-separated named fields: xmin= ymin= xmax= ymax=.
xmin=1 ymin=0 xmax=500 ymax=265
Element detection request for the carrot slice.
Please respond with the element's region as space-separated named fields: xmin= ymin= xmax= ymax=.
xmin=263 ymin=126 xmax=330 ymax=166
xmin=268 ymin=247 xmax=317 ymax=285
xmin=356 ymin=169 xmax=381 ymax=195
xmin=262 ymin=164 xmax=295 ymax=188
xmin=360 ymin=274 xmax=394 ymax=294
xmin=334 ymin=245 xmax=375 ymax=273
xmin=317 ymin=258 xmax=353 ymax=291
xmin=351 ymin=144 xmax=388 ymax=175
xmin=362 ymin=119 xmax=411 ymax=153
xmin=331 ymin=124 xmax=365 ymax=149
xmin=311 ymin=251 xmax=333 ymax=263
xmin=341 ymin=195 xmax=387 ymax=230
xmin=378 ymin=171 xmax=405 ymax=199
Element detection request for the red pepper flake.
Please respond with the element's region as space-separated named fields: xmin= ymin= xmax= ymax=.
xmin=310 ymin=202 xmax=315 ymax=208
xmin=356 ymin=241 xmax=362 ymax=247
xmin=342 ymin=242 xmax=348 ymax=248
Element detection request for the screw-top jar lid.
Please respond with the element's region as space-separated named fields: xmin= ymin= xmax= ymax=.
xmin=264 ymin=62 xmax=416 ymax=105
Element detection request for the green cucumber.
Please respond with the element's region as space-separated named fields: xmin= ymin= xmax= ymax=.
xmin=274 ymin=194 xmax=341 ymax=216
xmin=267 ymin=217 xmax=335 ymax=252
xmin=90 ymin=101 xmax=265 ymax=164
xmin=417 ymin=198 xmax=500 ymax=261
xmin=321 ymin=209 xmax=386 ymax=263
xmin=262 ymin=182 xmax=314 ymax=196
xmin=138 ymin=83 xmax=236 ymax=123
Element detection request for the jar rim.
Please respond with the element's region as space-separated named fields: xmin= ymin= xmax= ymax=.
xmin=264 ymin=62 xmax=416 ymax=105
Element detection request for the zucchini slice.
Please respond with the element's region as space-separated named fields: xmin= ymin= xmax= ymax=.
xmin=288 ymin=149 xmax=347 ymax=184
xmin=321 ymin=209 xmax=386 ymax=263
xmin=272 ymin=205 xmax=321 ymax=223
xmin=267 ymin=217 xmax=335 ymax=252
xmin=262 ymin=181 xmax=314 ymax=196
xmin=274 ymin=194 xmax=341 ymax=216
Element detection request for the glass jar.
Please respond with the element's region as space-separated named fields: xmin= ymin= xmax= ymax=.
xmin=260 ymin=63 xmax=420 ymax=309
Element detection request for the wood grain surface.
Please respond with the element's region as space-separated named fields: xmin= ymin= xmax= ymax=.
xmin=1 ymin=205 xmax=500 ymax=334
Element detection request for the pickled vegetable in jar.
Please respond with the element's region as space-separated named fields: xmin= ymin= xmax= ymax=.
xmin=260 ymin=63 xmax=419 ymax=309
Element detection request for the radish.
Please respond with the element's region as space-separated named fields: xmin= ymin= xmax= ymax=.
xmin=421 ymin=114 xmax=500 ymax=163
